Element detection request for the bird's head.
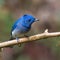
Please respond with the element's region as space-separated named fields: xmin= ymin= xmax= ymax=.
xmin=21 ymin=14 xmax=39 ymax=28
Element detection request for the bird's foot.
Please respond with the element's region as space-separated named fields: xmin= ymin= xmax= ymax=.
xmin=16 ymin=38 xmax=21 ymax=47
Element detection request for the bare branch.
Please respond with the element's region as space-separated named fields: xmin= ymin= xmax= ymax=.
xmin=0 ymin=29 xmax=60 ymax=48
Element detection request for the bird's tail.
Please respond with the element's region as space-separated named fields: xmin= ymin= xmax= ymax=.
xmin=9 ymin=35 xmax=15 ymax=40
xmin=9 ymin=36 xmax=14 ymax=48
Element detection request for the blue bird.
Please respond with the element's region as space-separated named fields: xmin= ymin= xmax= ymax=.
xmin=10 ymin=14 xmax=39 ymax=43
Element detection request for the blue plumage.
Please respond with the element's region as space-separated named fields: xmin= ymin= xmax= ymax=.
xmin=10 ymin=14 xmax=39 ymax=41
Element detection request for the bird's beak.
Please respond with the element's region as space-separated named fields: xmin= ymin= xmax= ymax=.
xmin=35 ymin=19 xmax=39 ymax=22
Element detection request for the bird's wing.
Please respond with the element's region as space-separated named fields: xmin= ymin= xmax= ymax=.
xmin=11 ymin=18 xmax=21 ymax=32
xmin=11 ymin=21 xmax=18 ymax=31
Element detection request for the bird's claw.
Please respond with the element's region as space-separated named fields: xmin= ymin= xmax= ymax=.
xmin=16 ymin=38 xmax=21 ymax=47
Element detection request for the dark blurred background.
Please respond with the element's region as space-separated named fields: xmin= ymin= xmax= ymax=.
xmin=0 ymin=0 xmax=60 ymax=60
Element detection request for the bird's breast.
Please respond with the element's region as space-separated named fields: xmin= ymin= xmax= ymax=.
xmin=12 ymin=25 xmax=30 ymax=38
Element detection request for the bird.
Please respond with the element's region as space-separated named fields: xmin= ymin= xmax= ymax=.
xmin=10 ymin=14 xmax=39 ymax=44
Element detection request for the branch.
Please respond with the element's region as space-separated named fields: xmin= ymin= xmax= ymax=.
xmin=0 ymin=29 xmax=60 ymax=48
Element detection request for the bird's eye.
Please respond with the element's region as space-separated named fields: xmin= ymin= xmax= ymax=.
xmin=28 ymin=19 xmax=31 ymax=22
xmin=26 ymin=19 xmax=31 ymax=23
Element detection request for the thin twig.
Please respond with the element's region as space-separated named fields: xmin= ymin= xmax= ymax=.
xmin=0 ymin=29 xmax=60 ymax=48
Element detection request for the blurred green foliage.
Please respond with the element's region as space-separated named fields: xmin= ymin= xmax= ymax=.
xmin=0 ymin=8 xmax=14 ymax=41
xmin=0 ymin=0 xmax=4 ymax=6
